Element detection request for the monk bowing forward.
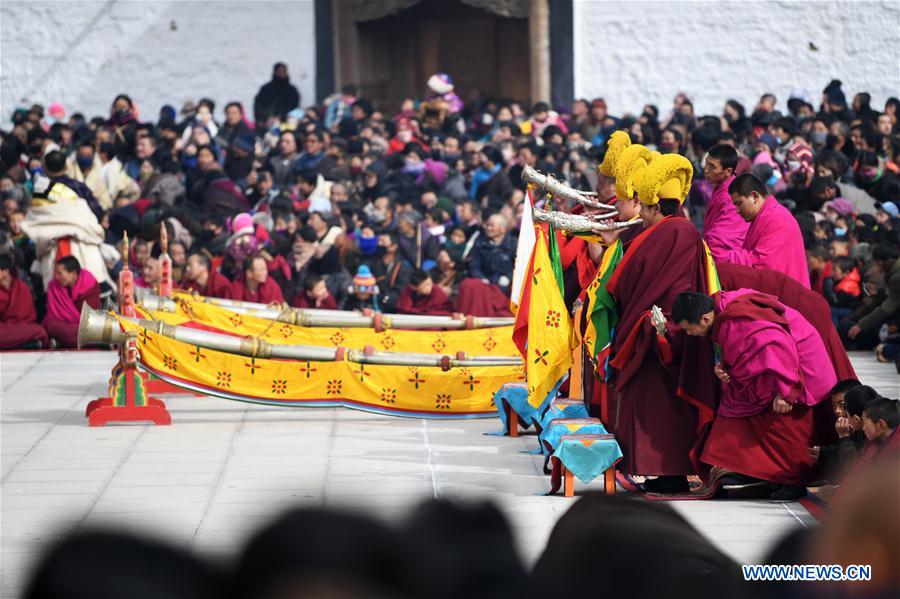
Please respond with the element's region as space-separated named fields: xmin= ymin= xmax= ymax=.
xmin=719 ymin=173 xmax=810 ymax=289
xmin=673 ymin=289 xmax=837 ymax=501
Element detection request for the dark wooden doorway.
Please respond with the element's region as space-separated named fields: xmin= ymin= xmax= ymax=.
xmin=345 ymin=0 xmax=531 ymax=113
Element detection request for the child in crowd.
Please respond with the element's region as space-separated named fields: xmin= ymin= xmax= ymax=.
xmin=810 ymin=381 xmax=868 ymax=480
xmin=344 ymin=265 xmax=379 ymax=312
xmin=861 ymin=398 xmax=900 ymax=449
xmin=827 ymin=256 xmax=863 ymax=326
xmin=293 ymin=273 xmax=337 ymax=309
xmin=806 ymin=243 xmax=832 ymax=297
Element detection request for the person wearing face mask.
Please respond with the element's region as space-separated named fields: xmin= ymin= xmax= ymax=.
xmin=66 ymin=139 xmax=111 ymax=211
xmin=776 ymin=142 xmax=815 ymax=208
xmin=855 ymin=151 xmax=900 ymax=203
xmin=106 ymin=94 xmax=138 ymax=161
xmin=368 ymin=232 xmax=412 ymax=313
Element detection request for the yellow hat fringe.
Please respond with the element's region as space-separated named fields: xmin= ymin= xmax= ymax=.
xmin=598 ymin=131 xmax=632 ymax=177
xmin=636 ymin=154 xmax=694 ymax=206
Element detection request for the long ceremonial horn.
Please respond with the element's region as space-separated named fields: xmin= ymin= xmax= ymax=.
xmin=135 ymin=289 xmax=514 ymax=329
xmin=522 ymin=165 xmax=615 ymax=211
xmin=533 ymin=209 xmax=642 ymax=234
xmin=79 ymin=306 xmax=523 ymax=368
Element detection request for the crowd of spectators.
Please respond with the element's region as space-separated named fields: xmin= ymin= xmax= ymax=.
xmin=0 ymin=66 xmax=898 ymax=366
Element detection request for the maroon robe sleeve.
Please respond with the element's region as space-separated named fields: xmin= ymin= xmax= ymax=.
xmin=75 ymin=283 xmax=102 ymax=311
xmin=1 ymin=278 xmax=38 ymax=324
xmin=396 ymin=287 xmax=418 ymax=314
xmin=209 ymin=271 xmax=232 ymax=299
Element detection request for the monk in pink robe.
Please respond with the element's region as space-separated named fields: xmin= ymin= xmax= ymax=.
xmin=44 ymin=256 xmax=101 ymax=348
xmin=0 ymin=256 xmax=49 ymax=349
xmin=673 ymin=288 xmax=837 ymax=500
xmin=718 ymin=174 xmax=810 ymax=288
xmin=701 ymin=145 xmax=750 ymax=260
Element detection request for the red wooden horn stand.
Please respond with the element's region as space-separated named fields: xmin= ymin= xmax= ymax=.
xmin=86 ymin=232 xmax=173 ymax=426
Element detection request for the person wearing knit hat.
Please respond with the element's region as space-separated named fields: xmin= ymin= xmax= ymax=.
xmin=598 ymin=130 xmax=631 ymax=179
xmin=425 ymin=72 xmax=463 ymax=114
xmin=718 ymin=173 xmax=811 ymax=288
xmin=46 ymin=102 xmax=65 ymax=125
xmin=345 ymin=265 xmax=380 ymax=312
xmin=602 ymin=148 xmax=718 ymax=494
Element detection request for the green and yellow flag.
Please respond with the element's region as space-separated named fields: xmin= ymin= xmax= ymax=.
xmin=525 ymin=227 xmax=575 ymax=408
xmin=582 ymin=238 xmax=623 ymax=381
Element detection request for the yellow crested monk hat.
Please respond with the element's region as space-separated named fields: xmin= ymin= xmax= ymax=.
xmin=614 ymin=145 xmax=661 ymax=201
xmin=598 ymin=130 xmax=632 ymax=178
xmin=636 ymin=153 xmax=694 ymax=206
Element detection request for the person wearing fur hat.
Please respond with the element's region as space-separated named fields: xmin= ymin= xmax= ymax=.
xmin=604 ymin=153 xmax=720 ymax=494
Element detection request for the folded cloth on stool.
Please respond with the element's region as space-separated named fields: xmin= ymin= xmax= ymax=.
xmin=538 ymin=398 xmax=590 ymax=432
xmin=552 ymin=434 xmax=622 ymax=485
xmin=494 ymin=379 xmax=563 ymax=434
xmin=540 ymin=418 xmax=608 ymax=456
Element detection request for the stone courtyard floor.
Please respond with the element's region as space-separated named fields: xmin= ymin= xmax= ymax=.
xmin=1 ymin=350 xmax=897 ymax=596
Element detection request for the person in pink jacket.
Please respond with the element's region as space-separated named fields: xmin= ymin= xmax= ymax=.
xmin=702 ymin=144 xmax=750 ymax=260
xmin=719 ymin=173 xmax=811 ymax=288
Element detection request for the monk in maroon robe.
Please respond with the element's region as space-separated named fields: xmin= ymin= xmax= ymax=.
xmin=0 ymin=256 xmax=49 ymax=349
xmin=181 ymin=253 xmax=231 ymax=299
xmin=292 ymin=275 xmax=338 ymax=310
xmin=673 ymin=290 xmax=837 ymax=501
xmin=396 ymin=270 xmax=453 ymax=316
xmin=44 ymin=256 xmax=101 ymax=348
xmin=718 ymin=263 xmax=855 ymax=382
xmin=226 ymin=255 xmax=285 ymax=304
xmin=605 ymin=154 xmax=719 ymax=493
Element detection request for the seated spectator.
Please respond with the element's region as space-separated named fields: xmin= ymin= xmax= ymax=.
xmin=396 ymin=269 xmax=453 ymax=316
xmin=841 ymin=243 xmax=899 ymax=349
xmin=182 ymin=252 xmax=230 ymax=299
xmin=137 ymin=251 xmax=161 ymax=292
xmin=0 ymin=254 xmax=49 ymax=349
xmin=429 ymin=248 xmax=464 ymax=299
xmin=369 ymin=232 xmax=412 ymax=313
xmin=828 ymin=255 xmax=863 ymax=325
xmin=168 ymin=240 xmax=187 ymax=285
xmin=454 ymin=214 xmax=515 ymax=317
xmin=295 ymin=129 xmax=338 ymax=180
xmin=470 ymin=145 xmax=513 ymax=214
xmin=226 ymin=255 xmax=284 ymax=304
xmin=862 ymin=398 xmax=899 ymax=450
xmin=268 ymin=130 xmax=300 ymax=191
xmin=810 ymin=382 xmax=873 ymax=480
xmin=344 ymin=265 xmax=380 ymax=312
xmin=396 ymin=211 xmax=440 ymax=270
xmin=44 ymin=256 xmax=100 ymax=348
xmin=806 ymin=242 xmax=833 ymax=297
xmin=466 ymin=214 xmax=515 ymax=293
xmin=292 ymin=274 xmax=337 ymax=310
